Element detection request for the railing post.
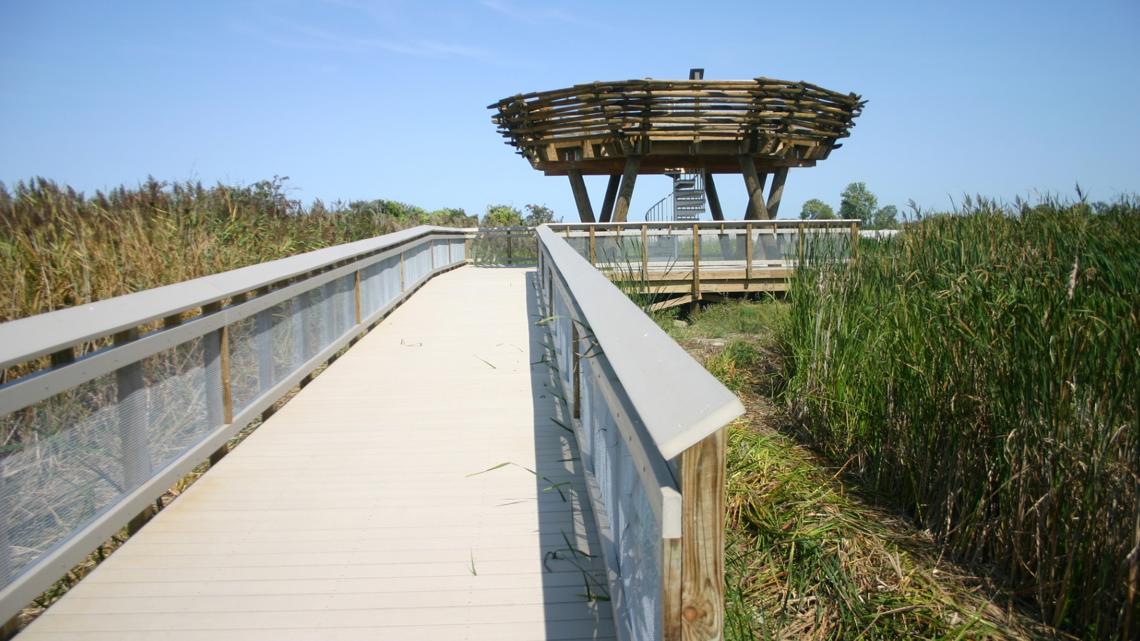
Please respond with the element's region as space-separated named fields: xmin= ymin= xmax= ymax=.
xmin=589 ymin=226 xmax=597 ymax=265
xmin=114 ymin=329 xmax=151 ymax=492
xmin=507 ymin=231 xmax=514 ymax=265
xmin=797 ymin=222 xmax=806 ymax=264
xmin=354 ymin=270 xmax=362 ymax=324
xmin=114 ymin=328 xmax=154 ymax=534
xmin=680 ymin=429 xmax=727 ymax=641
xmin=641 ymin=223 xmax=649 ymax=279
xmin=691 ymin=224 xmax=701 ymax=304
xmin=745 ymin=223 xmax=754 ymax=282
xmin=663 ymin=535 xmax=683 ymax=641
xmin=201 ymin=303 xmax=225 ymax=428
xmin=399 ymin=250 xmax=406 ymax=291
xmin=850 ymin=221 xmax=860 ymax=260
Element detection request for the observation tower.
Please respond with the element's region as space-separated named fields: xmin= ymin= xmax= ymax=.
xmin=489 ymin=69 xmax=864 ymax=222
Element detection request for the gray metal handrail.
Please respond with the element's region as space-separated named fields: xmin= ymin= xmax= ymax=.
xmin=0 ymin=225 xmax=475 ymax=625
xmin=536 ymin=224 xmax=744 ymax=641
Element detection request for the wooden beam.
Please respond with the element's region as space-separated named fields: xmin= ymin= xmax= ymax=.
xmin=738 ymin=156 xmax=770 ymax=220
xmin=703 ymin=171 xmax=724 ymax=221
xmin=612 ymin=156 xmax=641 ymax=222
xmin=599 ymin=173 xmax=620 ymax=223
xmin=766 ymin=167 xmax=788 ymax=218
xmin=680 ymin=429 xmax=727 ymax=641
xmin=567 ymin=168 xmax=596 ymax=223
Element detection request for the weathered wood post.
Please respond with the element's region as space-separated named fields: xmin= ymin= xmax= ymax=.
xmin=680 ymin=429 xmax=727 ymax=640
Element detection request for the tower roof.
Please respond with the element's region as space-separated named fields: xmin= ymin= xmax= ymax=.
xmin=490 ymin=76 xmax=865 ymax=176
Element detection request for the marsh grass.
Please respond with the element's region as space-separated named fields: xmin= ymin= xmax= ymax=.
xmin=663 ymin=311 xmax=1060 ymax=640
xmin=0 ymin=176 xmax=473 ymax=324
xmin=784 ymin=196 xmax=1139 ymax=638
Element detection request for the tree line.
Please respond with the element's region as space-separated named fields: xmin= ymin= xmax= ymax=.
xmin=800 ymin=182 xmax=900 ymax=229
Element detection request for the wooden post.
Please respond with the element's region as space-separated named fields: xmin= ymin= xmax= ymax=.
xmin=680 ymin=429 xmax=726 ymax=641
xmin=588 ymin=226 xmax=597 ymax=265
xmin=702 ymin=172 xmax=724 ymax=221
xmin=599 ymin=174 xmax=621 ymax=223
xmin=765 ymin=168 xmax=788 ymax=218
xmin=663 ymin=536 xmax=683 ymax=641
xmin=641 ymin=223 xmax=649 ymax=279
xmin=738 ymin=156 xmax=769 ymax=220
xmin=691 ymin=224 xmax=701 ymax=303
xmin=850 ymin=222 xmax=860 ymax=260
xmin=612 ymin=156 xmax=641 ymax=222
xmin=354 ymin=270 xmax=362 ymax=324
xmin=798 ymin=222 xmax=806 ymax=264
xmin=568 ymin=168 xmax=596 ymax=223
xmin=745 ymin=223 xmax=754 ymax=282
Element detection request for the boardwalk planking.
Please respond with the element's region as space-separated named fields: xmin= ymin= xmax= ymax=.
xmin=19 ymin=267 xmax=616 ymax=641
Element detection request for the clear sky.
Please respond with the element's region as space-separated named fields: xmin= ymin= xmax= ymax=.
xmin=1 ymin=0 xmax=1137 ymax=222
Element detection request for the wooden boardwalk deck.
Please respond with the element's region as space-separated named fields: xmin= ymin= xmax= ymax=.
xmin=19 ymin=267 xmax=616 ymax=641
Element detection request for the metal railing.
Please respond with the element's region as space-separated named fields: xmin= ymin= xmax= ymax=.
xmin=0 ymin=225 xmax=474 ymax=624
xmin=469 ymin=226 xmax=538 ymax=265
xmin=536 ymin=225 xmax=745 ymax=641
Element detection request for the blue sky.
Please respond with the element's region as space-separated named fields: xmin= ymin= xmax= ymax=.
xmin=1 ymin=0 xmax=1137 ymax=221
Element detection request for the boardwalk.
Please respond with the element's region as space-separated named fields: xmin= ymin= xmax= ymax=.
xmin=18 ymin=267 xmax=615 ymax=641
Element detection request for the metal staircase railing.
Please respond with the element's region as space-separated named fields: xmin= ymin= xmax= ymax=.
xmin=645 ymin=173 xmax=707 ymax=222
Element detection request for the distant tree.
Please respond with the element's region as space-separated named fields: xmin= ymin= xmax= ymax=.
xmin=870 ymin=204 xmax=900 ymax=230
xmin=429 ymin=207 xmax=477 ymax=227
xmin=839 ymin=182 xmax=878 ymax=225
xmin=523 ymin=203 xmax=557 ymax=226
xmin=800 ymin=198 xmax=836 ymax=220
xmin=482 ymin=204 xmax=524 ymax=227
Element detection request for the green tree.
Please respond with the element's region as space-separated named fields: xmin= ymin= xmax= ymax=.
xmin=839 ymin=182 xmax=878 ymax=225
xmin=523 ymin=203 xmax=557 ymax=226
xmin=800 ymin=198 xmax=836 ymax=220
xmin=482 ymin=204 xmax=524 ymax=227
xmin=428 ymin=207 xmax=476 ymax=227
xmin=870 ymin=205 xmax=899 ymax=230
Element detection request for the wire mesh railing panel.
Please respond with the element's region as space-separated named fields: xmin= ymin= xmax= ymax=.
xmin=360 ymin=255 xmax=401 ymax=318
xmin=142 ymin=338 xmax=218 ymax=475
xmin=579 ymin=349 xmax=663 ymax=641
xmin=0 ymin=373 xmax=122 ymax=585
xmin=697 ymin=230 xmax=745 ymax=264
xmin=449 ymin=239 xmax=466 ymax=262
xmin=432 ymin=240 xmax=449 ymax=268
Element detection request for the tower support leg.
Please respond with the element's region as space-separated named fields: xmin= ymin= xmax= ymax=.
xmin=568 ymin=168 xmax=595 ymax=223
xmin=739 ymin=156 xmax=770 ymax=220
xmin=612 ymin=156 xmax=641 ymax=222
xmin=599 ymin=174 xmax=620 ymax=223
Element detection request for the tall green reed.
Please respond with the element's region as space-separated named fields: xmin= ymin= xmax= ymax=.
xmin=782 ymin=196 xmax=1139 ymax=639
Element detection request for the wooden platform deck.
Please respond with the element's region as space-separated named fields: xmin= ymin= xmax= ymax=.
xmin=18 ymin=267 xmax=615 ymax=641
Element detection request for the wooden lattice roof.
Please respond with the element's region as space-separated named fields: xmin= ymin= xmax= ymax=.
xmin=489 ymin=77 xmax=865 ymax=176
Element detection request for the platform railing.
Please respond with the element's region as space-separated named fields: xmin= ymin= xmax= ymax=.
xmin=536 ymin=225 xmax=745 ymax=641
xmin=551 ymin=219 xmax=860 ymax=269
xmin=0 ymin=225 xmax=475 ymax=625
